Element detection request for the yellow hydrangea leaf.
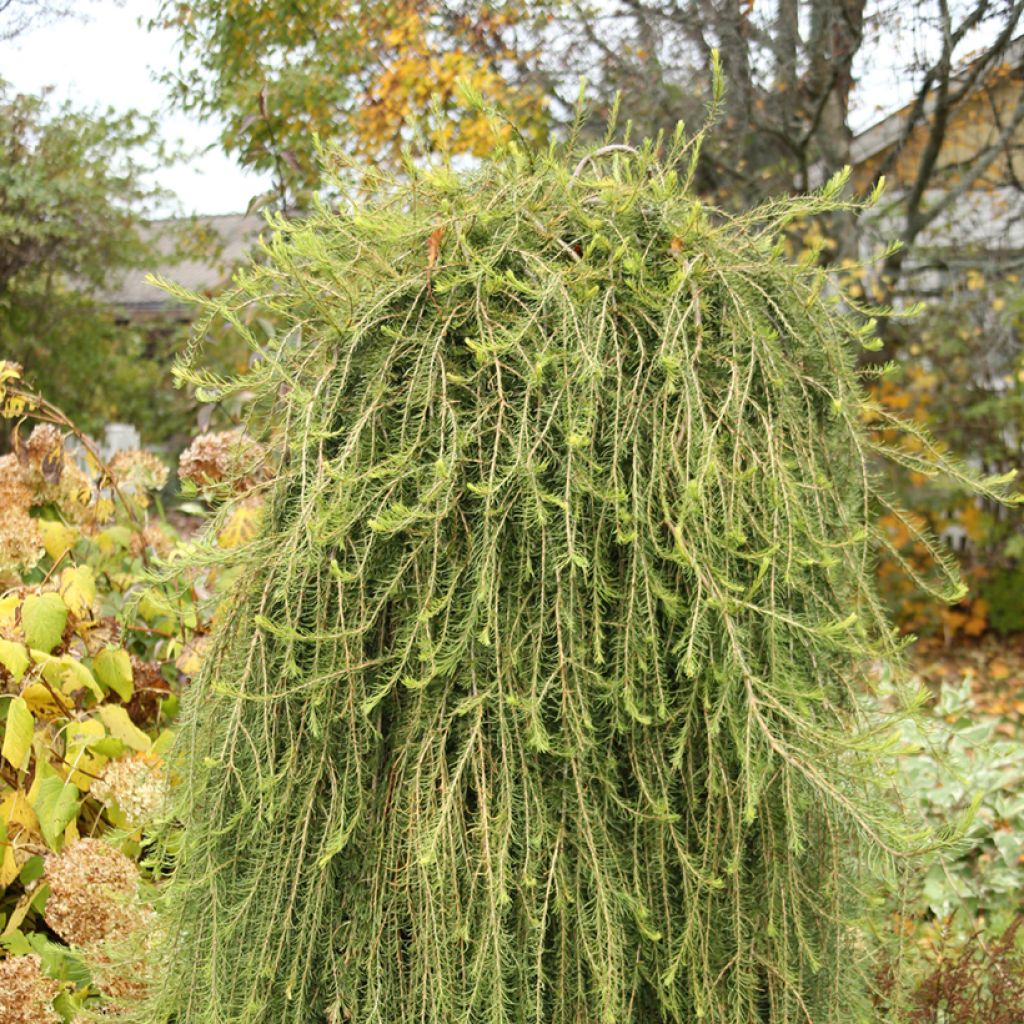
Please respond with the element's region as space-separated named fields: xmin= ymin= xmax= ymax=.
xmin=0 ymin=819 xmax=18 ymax=889
xmin=59 ymin=565 xmax=97 ymax=621
xmin=64 ymin=718 xmax=107 ymax=792
xmin=21 ymin=682 xmax=65 ymax=719
xmin=0 ymin=595 xmax=21 ymax=639
xmin=175 ymin=635 xmax=210 ymax=676
xmin=32 ymin=651 xmax=102 ymax=702
xmin=0 ymin=787 xmax=38 ymax=833
xmin=217 ymin=502 xmax=263 ymax=550
xmin=95 ymin=525 xmax=133 ymax=555
xmin=38 ymin=520 xmax=78 ymax=562
xmin=151 ymin=728 xmax=176 ymax=757
xmin=1 ymin=696 xmax=34 ymax=772
xmin=0 ymin=639 xmax=29 ymax=683
xmin=97 ymin=705 xmax=151 ymax=753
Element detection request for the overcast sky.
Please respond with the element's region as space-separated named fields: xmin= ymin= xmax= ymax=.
xmin=0 ymin=0 xmax=272 ymax=216
xmin=0 ymin=1 xmax=999 ymax=217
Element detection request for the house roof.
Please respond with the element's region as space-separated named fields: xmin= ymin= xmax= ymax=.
xmin=104 ymin=212 xmax=266 ymax=319
xmin=851 ymin=34 xmax=1024 ymax=167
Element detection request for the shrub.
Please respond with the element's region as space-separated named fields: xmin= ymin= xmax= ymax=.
xmin=0 ymin=367 xmax=211 ymax=1020
xmin=134 ymin=113 xmax=1019 ymax=1024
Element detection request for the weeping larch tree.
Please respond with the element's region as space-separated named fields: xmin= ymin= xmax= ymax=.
xmin=134 ymin=97 xmax=1019 ymax=1024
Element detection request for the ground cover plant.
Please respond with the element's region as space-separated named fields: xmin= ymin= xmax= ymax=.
xmin=870 ymin=648 xmax=1024 ymax=1021
xmin=130 ymin=97 xmax=1021 ymax=1024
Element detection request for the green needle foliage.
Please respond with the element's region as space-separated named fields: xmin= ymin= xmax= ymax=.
xmin=135 ymin=112 xmax=1019 ymax=1024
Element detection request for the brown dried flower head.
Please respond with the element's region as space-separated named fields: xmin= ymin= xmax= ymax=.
xmin=24 ymin=424 xmax=65 ymax=473
xmin=43 ymin=838 xmax=142 ymax=947
xmin=0 ymin=954 xmax=62 ymax=1024
xmin=0 ymin=454 xmax=43 ymax=580
xmin=108 ymin=449 xmax=170 ymax=504
xmin=178 ymin=429 xmax=265 ymax=493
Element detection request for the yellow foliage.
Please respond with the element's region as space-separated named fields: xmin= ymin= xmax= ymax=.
xmin=59 ymin=564 xmax=97 ymax=621
xmin=38 ymin=520 xmax=78 ymax=562
xmin=217 ymin=501 xmax=263 ymax=550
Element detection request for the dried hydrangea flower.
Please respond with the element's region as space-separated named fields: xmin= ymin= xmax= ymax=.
xmin=108 ymin=449 xmax=170 ymax=505
xmin=129 ymin=523 xmax=175 ymax=559
xmin=83 ymin=924 xmax=156 ymax=1011
xmin=92 ymin=754 xmax=167 ymax=826
xmin=43 ymin=838 xmax=143 ymax=947
xmin=0 ymin=954 xmax=62 ymax=1024
xmin=0 ymin=453 xmax=35 ymax=506
xmin=0 ymin=454 xmax=43 ymax=580
xmin=24 ymin=424 xmax=65 ymax=473
xmin=178 ymin=429 xmax=265 ymax=493
xmin=4 ymin=428 xmax=95 ymax=524
xmin=0 ymin=505 xmax=43 ymax=581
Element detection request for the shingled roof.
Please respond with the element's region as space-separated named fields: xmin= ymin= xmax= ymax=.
xmin=104 ymin=212 xmax=265 ymax=321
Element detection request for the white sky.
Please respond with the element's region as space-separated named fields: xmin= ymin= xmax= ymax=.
xmin=0 ymin=0 xmax=272 ymax=216
xmin=0 ymin=1 xmax=1002 ymax=216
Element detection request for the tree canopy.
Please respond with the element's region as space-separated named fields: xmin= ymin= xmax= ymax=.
xmin=0 ymin=81 xmax=192 ymax=439
xmin=152 ymin=0 xmax=551 ymax=204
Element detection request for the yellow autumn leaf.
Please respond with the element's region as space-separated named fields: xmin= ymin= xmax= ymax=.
xmin=0 ymin=788 xmax=38 ymax=832
xmin=32 ymin=650 xmax=102 ymax=702
xmin=38 ymin=520 xmax=78 ymax=562
xmin=0 ymin=595 xmax=21 ymax=639
xmin=0 ymin=819 xmax=18 ymax=889
xmin=97 ymin=704 xmax=151 ymax=753
xmin=59 ymin=565 xmax=97 ymax=621
xmin=175 ymin=634 xmax=210 ymax=676
xmin=0 ymin=639 xmax=29 ymax=683
xmin=1 ymin=696 xmax=34 ymax=772
xmin=58 ymin=659 xmax=103 ymax=702
xmin=217 ymin=502 xmax=263 ymax=550
xmin=95 ymin=525 xmax=133 ymax=555
xmin=64 ymin=718 xmax=107 ymax=791
xmin=21 ymin=682 xmax=65 ymax=718
xmin=0 ymin=787 xmax=40 ymax=884
xmin=151 ymin=730 xmax=176 ymax=758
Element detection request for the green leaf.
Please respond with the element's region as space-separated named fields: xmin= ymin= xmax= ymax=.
xmin=138 ymin=587 xmax=176 ymax=626
xmin=19 ymin=855 xmax=44 ymax=886
xmin=1 ymin=696 xmax=33 ymax=772
xmin=93 ymin=647 xmax=134 ymax=701
xmin=32 ymin=766 xmax=80 ymax=849
xmin=37 ymin=655 xmax=102 ymax=702
xmin=28 ymin=932 xmax=92 ymax=987
xmin=0 ymin=639 xmax=29 ymax=683
xmin=90 ymin=736 xmax=126 ymax=758
xmin=22 ymin=593 xmax=68 ymax=654
xmin=97 ymin=704 xmax=151 ymax=752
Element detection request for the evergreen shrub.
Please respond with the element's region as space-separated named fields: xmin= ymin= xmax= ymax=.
xmin=135 ymin=113 xmax=1019 ymax=1024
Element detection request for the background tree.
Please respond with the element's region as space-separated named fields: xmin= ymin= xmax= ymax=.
xmin=0 ymin=0 xmax=104 ymax=40
xmin=152 ymin=0 xmax=552 ymax=206
xmin=0 ymin=81 xmax=218 ymax=442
